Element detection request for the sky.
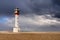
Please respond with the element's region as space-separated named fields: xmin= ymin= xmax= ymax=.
xmin=0 ymin=0 xmax=60 ymax=32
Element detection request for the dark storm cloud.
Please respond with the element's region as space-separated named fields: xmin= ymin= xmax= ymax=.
xmin=52 ymin=0 xmax=60 ymax=6
xmin=50 ymin=0 xmax=60 ymax=18
xmin=0 ymin=0 xmax=60 ymax=18
xmin=0 ymin=0 xmax=16 ymax=16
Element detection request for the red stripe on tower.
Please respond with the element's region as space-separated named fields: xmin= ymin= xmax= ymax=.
xmin=14 ymin=8 xmax=19 ymax=15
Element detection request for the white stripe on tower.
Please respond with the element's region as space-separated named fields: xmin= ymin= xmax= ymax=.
xmin=15 ymin=13 xmax=19 ymax=28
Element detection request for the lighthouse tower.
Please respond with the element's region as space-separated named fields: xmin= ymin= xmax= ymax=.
xmin=13 ymin=8 xmax=20 ymax=32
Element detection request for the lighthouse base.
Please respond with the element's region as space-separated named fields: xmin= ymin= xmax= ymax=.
xmin=13 ymin=27 xmax=20 ymax=32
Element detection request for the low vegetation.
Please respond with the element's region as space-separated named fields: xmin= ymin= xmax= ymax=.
xmin=0 ymin=32 xmax=60 ymax=40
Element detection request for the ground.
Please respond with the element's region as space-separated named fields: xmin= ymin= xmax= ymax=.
xmin=0 ymin=32 xmax=60 ymax=40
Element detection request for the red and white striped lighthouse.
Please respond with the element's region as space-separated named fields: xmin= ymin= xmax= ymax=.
xmin=13 ymin=8 xmax=20 ymax=32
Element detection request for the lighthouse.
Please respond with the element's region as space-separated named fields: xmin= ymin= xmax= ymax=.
xmin=13 ymin=8 xmax=20 ymax=32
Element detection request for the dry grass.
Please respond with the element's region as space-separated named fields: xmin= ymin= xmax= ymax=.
xmin=0 ymin=32 xmax=60 ymax=40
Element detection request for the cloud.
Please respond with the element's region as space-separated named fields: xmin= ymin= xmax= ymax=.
xmin=0 ymin=0 xmax=60 ymax=31
xmin=2 ymin=14 xmax=60 ymax=31
xmin=52 ymin=0 xmax=60 ymax=5
xmin=0 ymin=0 xmax=60 ymax=17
